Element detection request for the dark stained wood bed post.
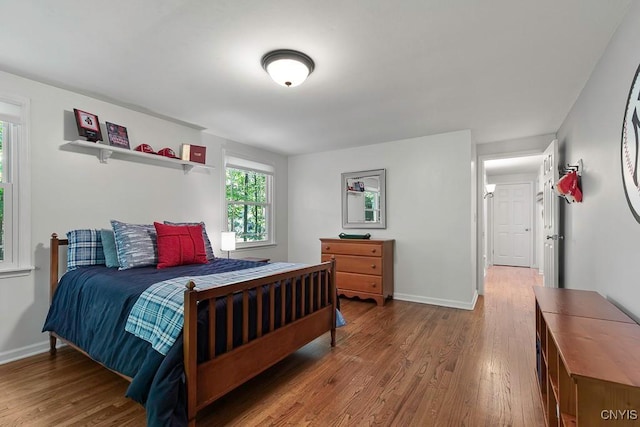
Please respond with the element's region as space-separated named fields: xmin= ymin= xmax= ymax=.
xmin=184 ymin=280 xmax=198 ymax=427
xmin=330 ymin=257 xmax=337 ymax=347
xmin=49 ymin=233 xmax=60 ymax=355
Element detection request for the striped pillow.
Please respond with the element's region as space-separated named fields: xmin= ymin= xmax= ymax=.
xmin=66 ymin=229 xmax=105 ymax=270
xmin=111 ymin=220 xmax=158 ymax=270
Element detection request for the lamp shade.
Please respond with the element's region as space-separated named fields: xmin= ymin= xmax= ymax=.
xmin=485 ymin=184 xmax=496 ymax=193
xmin=262 ymin=49 xmax=315 ymax=87
xmin=220 ymin=232 xmax=236 ymax=252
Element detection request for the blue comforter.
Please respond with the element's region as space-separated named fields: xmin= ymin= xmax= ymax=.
xmin=42 ymin=258 xmax=266 ymax=427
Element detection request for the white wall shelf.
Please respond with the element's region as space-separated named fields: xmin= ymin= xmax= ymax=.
xmin=68 ymin=140 xmax=213 ymax=173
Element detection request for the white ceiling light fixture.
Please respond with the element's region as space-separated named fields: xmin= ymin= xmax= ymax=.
xmin=261 ymin=49 xmax=315 ymax=88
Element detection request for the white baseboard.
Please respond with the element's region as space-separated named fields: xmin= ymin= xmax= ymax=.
xmin=0 ymin=340 xmax=52 ymax=365
xmin=394 ymin=290 xmax=478 ymax=311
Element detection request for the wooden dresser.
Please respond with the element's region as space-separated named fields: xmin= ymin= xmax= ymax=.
xmin=534 ymin=287 xmax=640 ymax=426
xmin=320 ymin=238 xmax=394 ymax=306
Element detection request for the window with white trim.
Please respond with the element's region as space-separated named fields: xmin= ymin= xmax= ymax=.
xmin=0 ymin=96 xmax=31 ymax=275
xmin=225 ymin=155 xmax=274 ymax=247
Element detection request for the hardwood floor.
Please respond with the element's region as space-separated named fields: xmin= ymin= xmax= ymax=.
xmin=0 ymin=266 xmax=545 ymax=426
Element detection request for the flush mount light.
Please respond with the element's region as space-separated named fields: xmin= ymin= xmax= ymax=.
xmin=261 ymin=49 xmax=315 ymax=87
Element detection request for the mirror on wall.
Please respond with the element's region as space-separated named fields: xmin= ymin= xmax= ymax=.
xmin=342 ymin=169 xmax=386 ymax=229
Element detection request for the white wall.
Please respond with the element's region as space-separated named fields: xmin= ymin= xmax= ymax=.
xmin=470 ymin=142 xmax=478 ymax=297
xmin=556 ymin=0 xmax=640 ymax=321
xmin=288 ymin=130 xmax=478 ymax=309
xmin=487 ymin=173 xmax=538 ymax=184
xmin=0 ymin=70 xmax=288 ymax=363
xmin=482 ymin=169 xmax=489 ymax=274
xmin=477 ymin=134 xmax=556 ymax=157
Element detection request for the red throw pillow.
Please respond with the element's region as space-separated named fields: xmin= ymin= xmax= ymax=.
xmin=154 ymin=222 xmax=208 ymax=269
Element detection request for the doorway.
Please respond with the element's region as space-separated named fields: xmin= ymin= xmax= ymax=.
xmin=477 ymin=152 xmax=544 ymax=294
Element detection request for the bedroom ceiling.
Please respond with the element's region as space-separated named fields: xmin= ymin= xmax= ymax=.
xmin=0 ymin=0 xmax=631 ymax=155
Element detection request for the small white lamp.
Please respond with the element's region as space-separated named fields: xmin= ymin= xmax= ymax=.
xmin=220 ymin=232 xmax=236 ymax=259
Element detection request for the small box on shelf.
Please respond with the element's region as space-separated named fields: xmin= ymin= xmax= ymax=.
xmin=181 ymin=144 xmax=207 ymax=164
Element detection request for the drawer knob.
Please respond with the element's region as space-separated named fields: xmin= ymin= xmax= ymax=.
xmin=325 ymin=246 xmax=330 ymax=250
xmin=372 ymin=283 xmax=377 ymax=288
xmin=371 ymin=264 xmax=376 ymax=269
xmin=371 ymin=248 xmax=377 ymax=253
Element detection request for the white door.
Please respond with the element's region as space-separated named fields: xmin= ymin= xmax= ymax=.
xmin=493 ymin=183 xmax=532 ymax=267
xmin=542 ymin=139 xmax=560 ymax=287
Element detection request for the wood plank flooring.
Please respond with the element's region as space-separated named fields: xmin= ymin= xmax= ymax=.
xmin=0 ymin=266 xmax=544 ymax=426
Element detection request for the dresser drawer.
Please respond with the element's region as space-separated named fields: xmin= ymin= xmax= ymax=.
xmin=321 ymin=241 xmax=382 ymax=257
xmin=322 ymin=254 xmax=382 ymax=275
xmin=336 ymin=272 xmax=382 ymax=294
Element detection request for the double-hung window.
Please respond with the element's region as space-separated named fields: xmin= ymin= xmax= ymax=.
xmin=0 ymin=96 xmax=31 ymax=275
xmin=225 ymin=155 xmax=274 ymax=247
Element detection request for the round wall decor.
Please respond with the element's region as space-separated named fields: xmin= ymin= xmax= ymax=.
xmin=621 ymin=63 xmax=640 ymax=222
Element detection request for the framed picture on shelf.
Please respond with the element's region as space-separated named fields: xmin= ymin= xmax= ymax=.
xmin=105 ymin=122 xmax=130 ymax=149
xmin=73 ymin=108 xmax=103 ymax=142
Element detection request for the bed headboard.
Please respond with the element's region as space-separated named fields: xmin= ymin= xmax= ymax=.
xmin=50 ymin=233 xmax=68 ymax=303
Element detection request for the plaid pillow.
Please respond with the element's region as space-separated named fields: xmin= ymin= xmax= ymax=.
xmin=66 ymin=229 xmax=105 ymax=270
xmin=111 ymin=220 xmax=158 ymax=270
xmin=164 ymin=221 xmax=215 ymax=260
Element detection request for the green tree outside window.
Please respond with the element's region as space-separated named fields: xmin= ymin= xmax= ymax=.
xmin=226 ymin=167 xmax=269 ymax=243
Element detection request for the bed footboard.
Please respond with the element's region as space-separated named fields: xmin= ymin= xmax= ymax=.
xmin=183 ymin=259 xmax=337 ymax=425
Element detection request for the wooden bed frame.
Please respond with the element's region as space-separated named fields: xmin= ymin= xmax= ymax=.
xmin=49 ymin=233 xmax=337 ymax=426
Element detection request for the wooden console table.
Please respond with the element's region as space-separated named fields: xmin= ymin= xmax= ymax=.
xmin=534 ymin=287 xmax=640 ymax=426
